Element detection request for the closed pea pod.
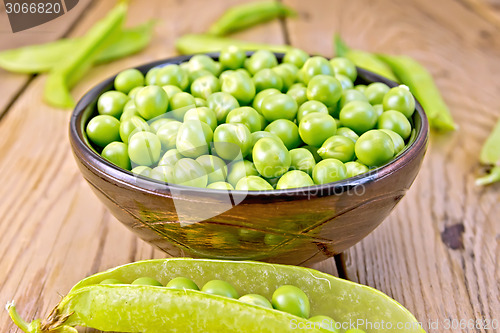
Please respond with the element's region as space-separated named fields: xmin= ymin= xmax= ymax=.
xmin=476 ymin=117 xmax=500 ymax=186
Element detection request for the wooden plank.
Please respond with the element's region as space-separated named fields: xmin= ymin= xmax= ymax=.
xmin=284 ymin=0 xmax=500 ymax=331
xmin=0 ymin=1 xmax=290 ymax=332
xmin=0 ymin=0 xmax=94 ymax=117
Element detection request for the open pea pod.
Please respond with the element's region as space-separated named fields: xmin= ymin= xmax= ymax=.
xmin=8 ymin=259 xmax=425 ymax=333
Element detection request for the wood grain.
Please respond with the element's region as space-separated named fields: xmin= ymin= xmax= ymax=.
xmin=284 ymin=0 xmax=500 ymax=332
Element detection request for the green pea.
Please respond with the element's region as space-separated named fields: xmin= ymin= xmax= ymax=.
xmin=120 ymin=100 xmax=140 ymax=120
xmin=128 ymin=131 xmax=162 ymax=166
xmin=303 ymin=145 xmax=322 ymax=163
xmin=190 ymin=75 xmax=221 ymax=99
xmin=184 ymin=107 xmax=218 ymax=131
xmin=306 ymin=75 xmax=342 ymax=108
xmin=156 ymin=121 xmax=182 ymax=151
xmin=134 ymin=86 xmax=169 ymax=120
xmin=301 ymin=56 xmax=334 ymax=84
xmin=364 ymin=82 xmax=390 ymax=105
xmin=339 ymin=101 xmax=378 ymax=135
xmin=188 ymin=69 xmax=214 ymax=85
xmin=156 ymin=64 xmax=189 ymax=90
xmin=196 ymin=155 xmax=228 ymax=184
xmin=382 ymin=85 xmax=415 ymax=118
xmin=162 ymin=85 xmax=182 ymax=99
xmin=354 ymin=84 xmax=367 ymax=93
xmin=169 ymin=92 xmax=196 ymax=121
xmin=265 ymin=119 xmax=301 ymax=150
xmin=131 ymin=277 xmax=163 ymax=286
xmin=235 ymin=176 xmax=273 ymax=191
xmin=261 ymin=93 xmax=298 ymax=122
xmin=193 ymin=98 xmax=205 ymax=108
xmin=227 ymin=160 xmax=259 ymax=187
xmin=308 ymin=315 xmax=339 ymax=333
xmin=286 ymin=85 xmax=308 ymax=106
xmin=213 ymin=123 xmax=252 ymax=160
xmin=334 ymin=74 xmax=353 ymax=90
xmin=336 ymin=127 xmax=359 ymax=142
xmin=172 ymin=158 xmax=208 ymax=188
xmin=373 ymin=104 xmax=384 ymax=117
xmin=149 ymin=117 xmax=175 ymax=134
xmin=297 ymin=100 xmax=328 ymax=123
xmin=188 ymin=54 xmax=219 ymax=76
xmin=253 ymin=68 xmax=283 ymax=92
xmin=238 ymin=294 xmax=273 ymax=309
xmin=114 ymin=68 xmax=144 ymax=94
xmin=119 ymin=116 xmax=150 ymax=144
xmin=207 ymin=92 xmax=240 ymax=123
xmin=176 ymin=120 xmax=213 ymax=158
xmin=355 ymin=130 xmax=395 ymax=167
xmin=298 ymin=113 xmax=337 ymax=147
xmin=379 ymin=129 xmax=405 ymax=155
xmin=339 ymin=89 xmax=368 ymax=110
xmin=252 ymin=88 xmax=281 ymax=114
xmin=312 ymin=159 xmax=347 ymax=184
xmin=249 ymin=131 xmax=282 ymax=156
xmin=97 ymin=91 xmax=128 ymax=119
xmin=283 ymin=48 xmax=309 ymax=68
xmin=101 ymin=142 xmax=131 ymax=170
xmin=271 ymin=285 xmax=310 ymax=319
xmin=345 ymin=161 xmax=369 ymax=178
xmin=99 ymin=279 xmax=123 ymax=285
xmin=158 ymin=149 xmax=183 ymax=167
xmin=377 ymin=110 xmax=411 ymax=140
xmin=128 ymin=86 xmax=144 ymax=100
xmin=253 ymin=138 xmax=291 ymax=178
xmin=226 ymin=107 xmax=263 ymax=132
xmin=245 ymin=50 xmax=278 ymax=75
xmin=221 ymin=71 xmax=256 ymax=105
xmin=166 ymin=277 xmax=199 ymax=290
xmin=207 ymin=181 xmax=234 ymax=190
xmin=144 ymin=67 xmax=159 ymax=85
xmin=220 ymin=45 xmax=246 ymax=70
xmin=151 ymin=165 xmax=174 ymax=183
xmin=276 ymin=170 xmax=314 ymax=189
xmin=330 ymin=57 xmax=357 ymax=81
xmin=289 ymin=148 xmax=316 ymax=175
xmin=272 ymin=63 xmax=298 ymax=91
xmin=202 ymin=280 xmax=239 ymax=298
xmin=317 ymin=135 xmax=355 ymax=162
xmin=131 ymin=165 xmax=153 ymax=178
xmin=86 ymin=115 xmax=121 ymax=148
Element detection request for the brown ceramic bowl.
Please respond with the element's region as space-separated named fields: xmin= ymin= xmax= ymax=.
xmin=69 ymin=53 xmax=428 ymax=266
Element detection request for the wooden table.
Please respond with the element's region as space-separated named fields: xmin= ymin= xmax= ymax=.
xmin=1 ymin=0 xmax=499 ymax=332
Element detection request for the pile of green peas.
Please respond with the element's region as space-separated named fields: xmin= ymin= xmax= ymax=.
xmin=99 ymin=276 xmax=365 ymax=333
xmin=86 ymin=45 xmax=416 ymax=190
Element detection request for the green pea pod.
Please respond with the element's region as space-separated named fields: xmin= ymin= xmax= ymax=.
xmin=476 ymin=117 xmax=500 ymax=186
xmin=8 ymin=258 xmax=426 ymax=333
xmin=334 ymin=35 xmax=399 ymax=82
xmin=0 ymin=21 xmax=155 ymax=74
xmin=43 ymin=3 xmax=127 ymax=108
xmin=176 ymin=34 xmax=292 ymax=55
xmin=208 ymin=1 xmax=297 ymax=36
xmin=377 ymin=54 xmax=457 ymax=132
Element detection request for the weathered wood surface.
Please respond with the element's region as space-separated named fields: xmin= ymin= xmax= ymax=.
xmin=0 ymin=0 xmax=498 ymax=332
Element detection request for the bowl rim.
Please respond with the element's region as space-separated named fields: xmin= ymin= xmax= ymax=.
xmin=69 ymin=52 xmax=429 ymax=198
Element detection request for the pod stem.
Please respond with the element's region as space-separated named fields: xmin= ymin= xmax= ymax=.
xmin=6 ymin=301 xmax=37 ymax=333
xmin=476 ymin=166 xmax=500 ymax=186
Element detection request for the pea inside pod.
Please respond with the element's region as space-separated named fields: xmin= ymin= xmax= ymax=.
xmin=8 ymin=259 xmax=425 ymax=333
